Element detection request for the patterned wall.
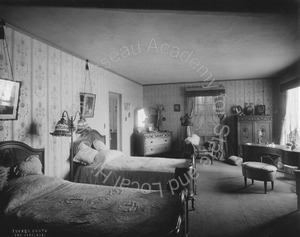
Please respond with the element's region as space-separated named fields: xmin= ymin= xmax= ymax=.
xmin=143 ymin=79 xmax=273 ymax=155
xmin=0 ymin=27 xmax=143 ymax=178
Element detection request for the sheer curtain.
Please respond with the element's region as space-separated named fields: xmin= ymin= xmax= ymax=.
xmin=191 ymin=96 xmax=219 ymax=137
xmin=280 ymin=86 xmax=300 ymax=146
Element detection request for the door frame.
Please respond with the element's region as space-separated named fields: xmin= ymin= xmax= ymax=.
xmin=109 ymin=92 xmax=122 ymax=151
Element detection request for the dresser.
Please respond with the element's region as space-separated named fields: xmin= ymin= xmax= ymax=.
xmin=134 ymin=131 xmax=172 ymax=156
xmin=237 ymin=115 xmax=272 ymax=155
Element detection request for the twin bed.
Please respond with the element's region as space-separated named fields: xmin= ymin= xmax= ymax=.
xmin=0 ymin=140 xmax=189 ymax=237
xmin=73 ymin=130 xmax=196 ymax=198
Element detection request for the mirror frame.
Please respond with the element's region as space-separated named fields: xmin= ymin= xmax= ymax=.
xmin=134 ymin=107 xmax=159 ymax=133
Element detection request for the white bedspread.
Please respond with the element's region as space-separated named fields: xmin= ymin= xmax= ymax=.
xmin=74 ymin=150 xmax=191 ymax=191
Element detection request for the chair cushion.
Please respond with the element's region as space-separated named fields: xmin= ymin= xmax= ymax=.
xmin=242 ymin=162 xmax=277 ymax=172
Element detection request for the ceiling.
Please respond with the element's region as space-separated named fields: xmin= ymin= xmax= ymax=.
xmin=0 ymin=0 xmax=299 ymax=85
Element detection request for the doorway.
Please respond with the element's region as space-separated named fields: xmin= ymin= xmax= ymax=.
xmin=109 ymin=92 xmax=122 ymax=150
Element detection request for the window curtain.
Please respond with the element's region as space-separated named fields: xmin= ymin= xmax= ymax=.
xmin=191 ymin=96 xmax=219 ymax=137
xmin=186 ymin=96 xmax=195 ymax=117
xmin=280 ymin=86 xmax=300 ymax=146
xmin=183 ymin=97 xmax=195 ymax=137
xmin=184 ymin=85 xmax=225 ymax=138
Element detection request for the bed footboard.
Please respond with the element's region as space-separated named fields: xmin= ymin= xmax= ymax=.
xmin=167 ymin=190 xmax=189 ymax=237
xmin=173 ymin=152 xmax=197 ymax=211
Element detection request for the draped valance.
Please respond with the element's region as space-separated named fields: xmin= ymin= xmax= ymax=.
xmin=185 ymin=85 xmax=225 ymax=97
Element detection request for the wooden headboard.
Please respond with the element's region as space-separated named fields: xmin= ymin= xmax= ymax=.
xmin=0 ymin=141 xmax=45 ymax=178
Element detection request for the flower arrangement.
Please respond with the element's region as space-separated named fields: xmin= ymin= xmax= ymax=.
xmin=287 ymin=128 xmax=298 ymax=150
xmin=257 ymin=130 xmax=263 ymax=144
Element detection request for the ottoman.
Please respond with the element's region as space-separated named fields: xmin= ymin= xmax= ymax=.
xmin=242 ymin=161 xmax=277 ymax=194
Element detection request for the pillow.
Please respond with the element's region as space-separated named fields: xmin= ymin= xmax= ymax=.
xmin=93 ymin=139 xmax=109 ymax=151
xmin=14 ymin=155 xmax=43 ymax=177
xmin=226 ymin=156 xmax=243 ymax=166
xmin=0 ymin=165 xmax=10 ymax=191
xmin=73 ymin=142 xmax=98 ymax=165
xmin=76 ymin=140 xmax=91 ymax=153
xmin=184 ymin=134 xmax=201 ymax=146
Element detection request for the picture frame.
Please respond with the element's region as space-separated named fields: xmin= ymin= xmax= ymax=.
xmin=0 ymin=78 xmax=21 ymax=120
xmin=174 ymin=104 xmax=180 ymax=112
xmin=80 ymin=92 xmax=96 ymax=118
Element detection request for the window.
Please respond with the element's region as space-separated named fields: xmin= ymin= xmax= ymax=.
xmin=281 ymin=86 xmax=300 ymax=147
xmin=192 ymin=96 xmax=219 ymax=136
xmin=188 ymin=94 xmax=225 ymax=136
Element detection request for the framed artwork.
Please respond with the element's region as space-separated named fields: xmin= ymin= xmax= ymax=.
xmin=0 ymin=78 xmax=21 ymax=120
xmin=80 ymin=92 xmax=96 ymax=118
xmin=174 ymin=104 xmax=180 ymax=112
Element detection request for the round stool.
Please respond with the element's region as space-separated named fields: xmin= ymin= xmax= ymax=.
xmin=242 ymin=161 xmax=277 ymax=194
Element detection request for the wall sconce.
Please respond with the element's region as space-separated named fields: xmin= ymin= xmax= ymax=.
xmin=50 ymin=110 xmax=82 ymax=180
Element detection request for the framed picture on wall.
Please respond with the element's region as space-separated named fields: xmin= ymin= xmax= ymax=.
xmin=80 ymin=92 xmax=96 ymax=118
xmin=0 ymin=78 xmax=21 ymax=120
xmin=174 ymin=104 xmax=180 ymax=112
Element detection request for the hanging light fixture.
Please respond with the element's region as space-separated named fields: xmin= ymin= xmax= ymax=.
xmin=0 ymin=20 xmax=21 ymax=120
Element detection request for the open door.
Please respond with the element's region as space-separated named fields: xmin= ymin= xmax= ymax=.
xmin=109 ymin=92 xmax=122 ymax=150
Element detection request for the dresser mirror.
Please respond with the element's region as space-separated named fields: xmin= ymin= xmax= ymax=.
xmin=135 ymin=107 xmax=158 ymax=133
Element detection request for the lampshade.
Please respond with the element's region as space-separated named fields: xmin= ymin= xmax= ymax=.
xmin=76 ymin=116 xmax=91 ymax=134
xmin=50 ymin=116 xmax=71 ymax=137
xmin=180 ymin=113 xmax=194 ymax=126
xmin=182 ymin=119 xmax=194 ymax=126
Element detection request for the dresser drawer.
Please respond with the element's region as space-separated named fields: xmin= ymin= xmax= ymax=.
xmin=144 ymin=143 xmax=172 ymax=156
xmin=145 ymin=136 xmax=171 ymax=146
xmin=257 ymin=146 xmax=282 ymax=156
xmin=134 ymin=131 xmax=172 ymax=156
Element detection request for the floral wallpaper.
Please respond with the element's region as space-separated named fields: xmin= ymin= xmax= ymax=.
xmin=0 ymin=27 xmax=143 ymax=179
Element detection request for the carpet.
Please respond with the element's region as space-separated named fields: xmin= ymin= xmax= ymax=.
xmin=188 ymin=160 xmax=300 ymax=237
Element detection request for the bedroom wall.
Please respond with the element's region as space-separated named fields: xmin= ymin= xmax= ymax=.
xmin=143 ymin=79 xmax=273 ymax=156
xmin=0 ymin=27 xmax=143 ymax=179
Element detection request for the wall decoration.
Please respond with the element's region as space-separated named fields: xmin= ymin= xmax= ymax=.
xmin=255 ymin=105 xmax=265 ymax=115
xmin=174 ymin=104 xmax=180 ymax=112
xmin=79 ymin=59 xmax=96 ymax=118
xmin=0 ymin=79 xmax=21 ymax=120
xmin=124 ymin=102 xmax=131 ymax=111
xmin=80 ymin=92 xmax=96 ymax=118
xmin=0 ymin=21 xmax=21 ymax=120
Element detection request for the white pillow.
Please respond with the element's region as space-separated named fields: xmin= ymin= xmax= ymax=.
xmin=14 ymin=155 xmax=43 ymax=176
xmin=184 ymin=134 xmax=200 ymax=146
xmin=93 ymin=139 xmax=109 ymax=151
xmin=73 ymin=142 xmax=98 ymax=165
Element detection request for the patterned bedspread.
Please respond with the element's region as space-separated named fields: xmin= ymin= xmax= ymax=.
xmin=74 ymin=150 xmax=191 ymax=191
xmin=1 ymin=175 xmax=182 ymax=237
